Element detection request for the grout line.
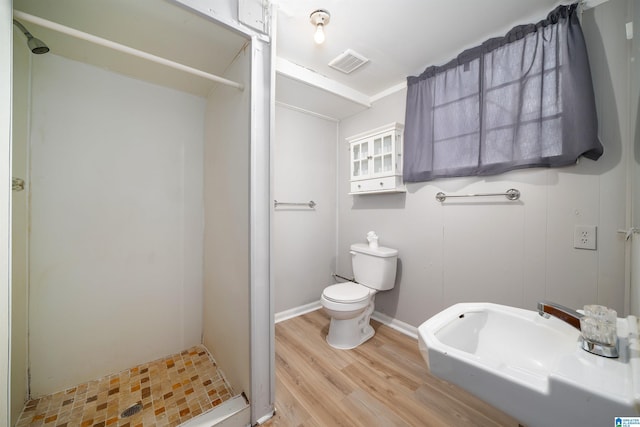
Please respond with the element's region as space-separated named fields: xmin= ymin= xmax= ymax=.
xmin=15 ymin=345 xmax=234 ymax=426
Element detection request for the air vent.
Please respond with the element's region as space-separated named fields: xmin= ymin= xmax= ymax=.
xmin=328 ymin=49 xmax=369 ymax=74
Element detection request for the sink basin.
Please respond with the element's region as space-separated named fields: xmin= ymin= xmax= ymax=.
xmin=418 ymin=303 xmax=640 ymax=427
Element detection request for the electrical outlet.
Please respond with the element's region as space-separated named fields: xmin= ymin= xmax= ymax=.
xmin=574 ymin=225 xmax=597 ymax=250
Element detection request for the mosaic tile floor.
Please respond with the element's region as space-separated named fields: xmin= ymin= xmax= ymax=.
xmin=16 ymin=345 xmax=235 ymax=427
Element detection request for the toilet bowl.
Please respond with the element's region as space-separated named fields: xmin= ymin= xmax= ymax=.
xmin=321 ymin=243 xmax=398 ymax=349
xmin=321 ymin=282 xmax=376 ymax=349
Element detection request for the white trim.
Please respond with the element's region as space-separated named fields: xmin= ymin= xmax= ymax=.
xmin=249 ymin=36 xmax=274 ymax=425
xmin=276 ymin=58 xmax=371 ymax=108
xmin=275 ymin=301 xmax=322 ymax=323
xmin=267 ymin=3 xmax=277 ymax=422
xmin=2 ymin=0 xmax=12 ymax=423
xmin=273 ymin=301 xmax=418 ymax=341
xmin=335 ymin=122 xmax=341 ymax=286
xmin=371 ymin=311 xmax=418 ymax=340
xmin=275 ymin=101 xmax=339 ymax=123
xmin=370 ymin=81 xmax=407 ymax=103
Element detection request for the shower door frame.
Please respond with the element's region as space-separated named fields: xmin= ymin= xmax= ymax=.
xmin=171 ymin=1 xmax=275 ymax=424
xmin=1 ymin=1 xmax=13 ymax=425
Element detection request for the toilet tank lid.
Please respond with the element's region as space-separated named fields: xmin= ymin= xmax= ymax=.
xmin=350 ymin=243 xmax=398 ymax=258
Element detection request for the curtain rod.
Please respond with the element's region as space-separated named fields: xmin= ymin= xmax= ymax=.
xmin=13 ymin=10 xmax=245 ymax=91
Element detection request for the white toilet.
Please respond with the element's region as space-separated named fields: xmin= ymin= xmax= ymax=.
xmin=321 ymin=243 xmax=398 ymax=349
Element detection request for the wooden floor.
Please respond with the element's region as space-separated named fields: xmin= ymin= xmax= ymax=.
xmin=263 ymin=310 xmax=519 ymax=427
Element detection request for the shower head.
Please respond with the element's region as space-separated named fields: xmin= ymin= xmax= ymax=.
xmin=13 ymin=19 xmax=49 ymax=54
xmin=27 ymin=36 xmax=50 ymax=55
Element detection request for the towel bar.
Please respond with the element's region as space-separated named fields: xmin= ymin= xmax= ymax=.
xmin=274 ymin=200 xmax=316 ymax=209
xmin=435 ymin=189 xmax=520 ymax=202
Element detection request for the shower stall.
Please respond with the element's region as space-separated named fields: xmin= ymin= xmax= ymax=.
xmin=6 ymin=0 xmax=273 ymax=425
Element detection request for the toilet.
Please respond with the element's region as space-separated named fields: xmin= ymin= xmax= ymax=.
xmin=321 ymin=243 xmax=398 ymax=349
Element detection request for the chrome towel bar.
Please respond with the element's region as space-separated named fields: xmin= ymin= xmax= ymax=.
xmin=435 ymin=188 xmax=520 ymax=202
xmin=274 ymin=200 xmax=316 ymax=209
xmin=617 ymin=227 xmax=640 ymax=240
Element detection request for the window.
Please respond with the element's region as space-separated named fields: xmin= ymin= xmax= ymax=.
xmin=403 ymin=3 xmax=603 ymax=183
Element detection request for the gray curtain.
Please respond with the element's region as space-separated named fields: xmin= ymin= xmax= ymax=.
xmin=403 ymin=3 xmax=603 ymax=183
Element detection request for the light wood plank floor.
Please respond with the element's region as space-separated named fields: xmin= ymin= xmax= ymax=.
xmin=264 ymin=309 xmax=520 ymax=427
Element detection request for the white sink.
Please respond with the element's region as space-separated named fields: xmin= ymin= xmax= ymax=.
xmin=418 ymin=303 xmax=640 ymax=427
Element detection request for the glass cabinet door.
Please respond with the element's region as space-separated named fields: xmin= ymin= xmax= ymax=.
xmin=370 ymin=132 xmax=394 ymax=176
xmin=351 ymin=140 xmax=369 ymax=179
xmin=382 ymin=134 xmax=393 ymax=173
xmin=373 ymin=136 xmax=382 ymax=174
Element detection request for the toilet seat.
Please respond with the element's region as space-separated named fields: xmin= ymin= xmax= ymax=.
xmin=322 ymin=282 xmax=370 ymax=303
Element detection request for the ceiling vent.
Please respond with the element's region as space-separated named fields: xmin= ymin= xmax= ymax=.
xmin=328 ymin=49 xmax=369 ymax=74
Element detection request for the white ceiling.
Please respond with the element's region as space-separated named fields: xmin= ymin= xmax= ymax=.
xmin=13 ymin=0 xmax=568 ymax=117
xmin=274 ymin=0 xmax=564 ymax=98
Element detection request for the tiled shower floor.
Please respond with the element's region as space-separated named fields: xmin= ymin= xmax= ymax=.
xmin=16 ymin=345 xmax=234 ymax=427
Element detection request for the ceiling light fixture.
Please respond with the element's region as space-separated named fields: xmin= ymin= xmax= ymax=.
xmin=310 ymin=9 xmax=330 ymax=45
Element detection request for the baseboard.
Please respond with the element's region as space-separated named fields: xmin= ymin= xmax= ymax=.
xmin=371 ymin=311 xmax=418 ymax=340
xmin=274 ymin=301 xmax=418 ymax=340
xmin=274 ymin=301 xmax=322 ymax=323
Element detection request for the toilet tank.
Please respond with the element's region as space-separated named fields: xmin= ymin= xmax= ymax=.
xmin=350 ymin=243 xmax=398 ymax=291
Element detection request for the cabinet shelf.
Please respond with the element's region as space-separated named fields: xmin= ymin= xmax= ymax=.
xmin=347 ymin=122 xmax=404 ymax=195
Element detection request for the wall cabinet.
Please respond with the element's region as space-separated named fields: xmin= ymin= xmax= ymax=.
xmin=347 ymin=122 xmax=405 ymax=194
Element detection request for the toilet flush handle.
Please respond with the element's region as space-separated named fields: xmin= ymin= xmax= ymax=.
xmin=350 ymin=251 xmax=357 ymax=256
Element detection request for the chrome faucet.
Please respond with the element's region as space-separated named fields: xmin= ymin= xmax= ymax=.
xmin=537 ymin=300 xmax=618 ymax=358
xmin=537 ymin=301 xmax=583 ymax=330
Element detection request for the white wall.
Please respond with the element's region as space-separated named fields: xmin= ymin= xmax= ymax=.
xmin=202 ymin=47 xmax=251 ymax=398
xmin=28 ymin=54 xmax=205 ymax=396
xmin=335 ymin=0 xmax=631 ymax=327
xmin=273 ymin=105 xmax=337 ymax=313
xmin=11 ymin=27 xmax=29 ymax=425
xmin=634 ymin=0 xmax=640 ymax=231
xmin=630 ymin=2 xmax=640 ymax=246
xmin=581 ymin=0 xmax=633 ymax=313
xmin=630 ymin=0 xmax=639 ymax=315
